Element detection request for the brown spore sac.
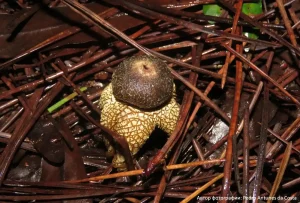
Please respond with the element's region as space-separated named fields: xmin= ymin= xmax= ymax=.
xmin=112 ymin=55 xmax=173 ymax=109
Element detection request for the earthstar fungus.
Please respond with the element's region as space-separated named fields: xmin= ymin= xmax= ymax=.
xmin=99 ymin=55 xmax=180 ymax=170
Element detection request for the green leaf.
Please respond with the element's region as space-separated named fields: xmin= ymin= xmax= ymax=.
xmin=243 ymin=32 xmax=258 ymax=39
xmin=203 ymin=4 xmax=223 ymax=17
xmin=242 ymin=1 xmax=263 ymax=16
xmin=242 ymin=0 xmax=262 ymax=38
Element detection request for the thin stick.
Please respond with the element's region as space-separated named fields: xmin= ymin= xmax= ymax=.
xmin=276 ymin=0 xmax=297 ymax=46
xmin=66 ymin=159 xmax=226 ymax=183
xmin=221 ymin=36 xmax=244 ymax=201
xmin=267 ymin=142 xmax=292 ymax=203
xmin=243 ymin=106 xmax=250 ymax=203
xmin=180 ymin=173 xmax=224 ymax=203
xmin=65 ymin=158 xmax=259 ymax=184
xmin=263 ymin=126 xmax=300 ymax=154
xmin=221 ymin=0 xmax=243 ymax=88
